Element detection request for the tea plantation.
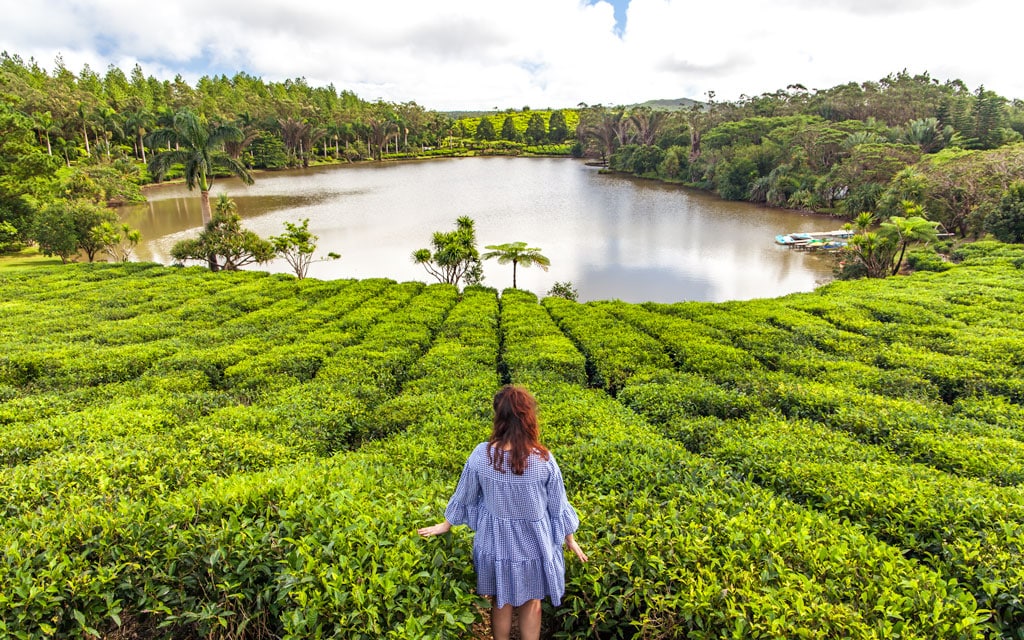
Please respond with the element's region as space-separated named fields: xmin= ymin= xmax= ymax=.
xmin=2 ymin=242 xmax=1024 ymax=639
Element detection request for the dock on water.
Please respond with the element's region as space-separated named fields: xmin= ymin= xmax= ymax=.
xmin=775 ymin=229 xmax=853 ymax=248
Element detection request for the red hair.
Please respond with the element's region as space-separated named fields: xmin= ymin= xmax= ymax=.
xmin=488 ymin=385 xmax=550 ymax=475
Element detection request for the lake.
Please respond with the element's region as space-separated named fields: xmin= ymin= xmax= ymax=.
xmin=122 ymin=157 xmax=841 ymax=303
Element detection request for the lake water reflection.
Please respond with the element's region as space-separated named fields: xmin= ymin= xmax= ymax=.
xmin=122 ymin=157 xmax=840 ymax=303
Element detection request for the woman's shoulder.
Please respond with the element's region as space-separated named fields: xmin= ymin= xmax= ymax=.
xmin=535 ymin=445 xmax=555 ymax=460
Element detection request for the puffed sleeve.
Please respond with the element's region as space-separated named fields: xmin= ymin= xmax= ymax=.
xmin=444 ymin=448 xmax=483 ymax=531
xmin=546 ymin=454 xmax=580 ymax=546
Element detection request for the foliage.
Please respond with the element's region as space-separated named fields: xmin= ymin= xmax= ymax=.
xmin=30 ymin=198 xmax=117 ymax=262
xmin=884 ymin=145 xmax=1024 ymax=237
xmin=482 ymin=241 xmax=550 ymax=289
xmin=837 ymin=202 xmax=940 ymax=278
xmin=170 ymin=194 xmax=275 ymax=271
xmin=93 ymin=221 xmax=142 ymax=262
xmin=547 ymin=110 xmax=569 ymax=142
xmin=0 ymin=220 xmax=23 ymax=253
xmin=57 ymin=164 xmax=145 ymax=205
xmin=499 ymin=115 xmax=519 ymax=142
xmin=412 ymin=216 xmax=484 ymax=287
xmin=546 ymin=280 xmax=578 ymax=302
xmin=269 ymin=218 xmax=340 ymax=279
xmin=456 ymin=110 xmax=579 ymax=142
xmin=985 ymin=181 xmax=1024 ymax=243
xmin=475 ymin=116 xmax=496 ymax=141
xmin=523 ymin=113 xmax=547 ymax=144
xmin=248 ymin=133 xmax=289 ymax=169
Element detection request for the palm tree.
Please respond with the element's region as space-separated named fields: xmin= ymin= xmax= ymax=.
xmin=33 ymin=111 xmax=56 ymax=156
xmin=902 ymin=117 xmax=953 ymax=153
xmin=843 ymin=211 xmax=876 ymax=235
xmin=879 ymin=202 xmax=939 ymax=275
xmin=223 ymin=113 xmax=260 ymax=164
xmin=123 ymin=105 xmax=154 ymax=163
xmin=578 ymin=108 xmax=624 ymax=165
xmin=629 ymin=107 xmax=667 ymax=146
xmin=482 ymin=242 xmax=550 ymax=289
xmin=147 ymin=109 xmax=253 ymax=225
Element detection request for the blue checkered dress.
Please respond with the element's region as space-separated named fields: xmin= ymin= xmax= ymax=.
xmin=445 ymin=442 xmax=580 ymax=608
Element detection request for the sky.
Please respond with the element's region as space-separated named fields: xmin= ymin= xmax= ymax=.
xmin=1 ymin=0 xmax=1021 ymax=111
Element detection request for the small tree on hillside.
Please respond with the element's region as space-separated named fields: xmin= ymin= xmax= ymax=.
xmin=840 ymin=202 xmax=938 ymax=278
xmin=31 ymin=199 xmax=117 ymax=263
xmin=879 ymin=203 xmax=940 ymax=275
xmin=171 ymin=194 xmax=275 ymax=271
xmin=270 ymin=218 xmax=340 ymax=279
xmin=548 ymin=111 xmax=569 ymax=142
xmin=547 ymin=280 xmax=578 ymax=301
xmin=94 ymin=222 xmax=142 ymax=262
xmin=985 ymin=181 xmax=1024 ymax=243
xmin=412 ymin=216 xmax=484 ymax=286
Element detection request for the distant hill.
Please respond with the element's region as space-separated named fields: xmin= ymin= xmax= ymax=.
xmin=632 ymin=97 xmax=704 ymax=111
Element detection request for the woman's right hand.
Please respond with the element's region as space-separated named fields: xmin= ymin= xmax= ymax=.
xmin=566 ymin=535 xmax=588 ymax=562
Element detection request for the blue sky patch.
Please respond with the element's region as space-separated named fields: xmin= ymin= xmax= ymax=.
xmin=587 ymin=0 xmax=630 ymax=36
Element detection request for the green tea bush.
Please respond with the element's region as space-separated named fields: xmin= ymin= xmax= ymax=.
xmin=543 ymin=297 xmax=672 ymax=392
xmin=500 ymin=288 xmax=587 ymax=386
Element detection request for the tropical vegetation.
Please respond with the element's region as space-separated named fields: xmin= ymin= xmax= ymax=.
xmin=577 ymin=74 xmax=1024 ymax=248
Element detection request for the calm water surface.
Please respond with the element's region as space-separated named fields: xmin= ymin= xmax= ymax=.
xmin=122 ymin=157 xmax=840 ymax=303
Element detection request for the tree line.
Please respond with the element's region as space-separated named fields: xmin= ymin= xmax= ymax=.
xmin=573 ymin=72 xmax=1024 ymax=276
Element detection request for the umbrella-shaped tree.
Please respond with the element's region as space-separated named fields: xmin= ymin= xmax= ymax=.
xmin=483 ymin=242 xmax=550 ymax=289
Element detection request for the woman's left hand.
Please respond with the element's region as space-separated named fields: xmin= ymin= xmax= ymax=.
xmin=417 ymin=521 xmax=452 ymax=537
xmin=566 ymin=535 xmax=588 ymax=562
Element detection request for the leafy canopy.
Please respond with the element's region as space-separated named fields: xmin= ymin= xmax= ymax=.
xmin=270 ymin=218 xmax=339 ymax=279
xmin=412 ymin=216 xmax=484 ymax=287
xmin=170 ymin=194 xmax=275 ymax=271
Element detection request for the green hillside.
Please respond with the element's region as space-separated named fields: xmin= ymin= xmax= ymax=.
xmin=456 ymin=109 xmax=580 ymax=140
xmin=2 ymin=243 xmax=1024 ymax=638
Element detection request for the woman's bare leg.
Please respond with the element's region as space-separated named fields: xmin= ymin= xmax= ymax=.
xmin=515 ymin=599 xmax=542 ymax=640
xmin=491 ymin=601 xmax=513 ymax=640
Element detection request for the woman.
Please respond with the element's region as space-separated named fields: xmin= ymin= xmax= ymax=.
xmin=418 ymin=385 xmax=587 ymax=640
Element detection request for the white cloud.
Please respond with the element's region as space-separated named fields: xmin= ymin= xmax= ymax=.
xmin=0 ymin=0 xmax=1020 ymax=110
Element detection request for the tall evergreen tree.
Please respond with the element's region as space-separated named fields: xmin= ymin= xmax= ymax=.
xmin=548 ymin=110 xmax=569 ymax=142
xmin=524 ymin=113 xmax=546 ymax=144
xmin=475 ymin=116 xmax=496 ymax=141
xmin=500 ymin=116 xmax=519 ymax=142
